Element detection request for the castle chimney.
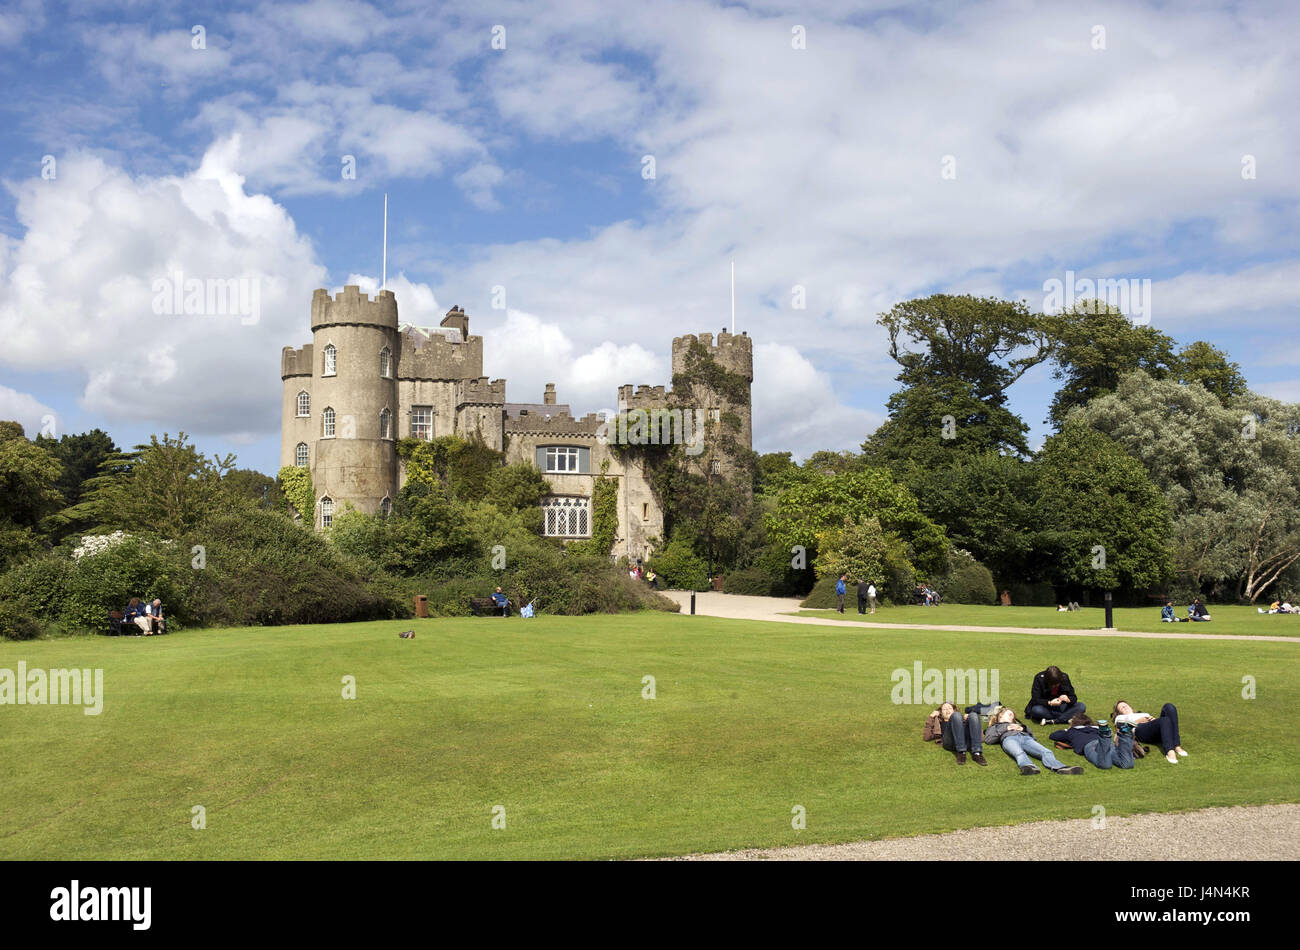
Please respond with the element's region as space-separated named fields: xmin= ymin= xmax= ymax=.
xmin=440 ymin=306 xmax=469 ymax=340
xmin=544 ymin=383 xmax=556 ymax=406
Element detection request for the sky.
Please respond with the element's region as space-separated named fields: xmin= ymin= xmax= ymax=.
xmin=0 ymin=0 xmax=1296 ymax=475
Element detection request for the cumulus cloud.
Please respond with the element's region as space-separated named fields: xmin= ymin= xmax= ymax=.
xmin=0 ymin=148 xmax=327 ymax=439
xmin=0 ymin=384 xmax=56 ymax=437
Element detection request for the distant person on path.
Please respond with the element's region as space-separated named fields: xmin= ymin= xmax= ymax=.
xmin=1050 ymin=714 xmax=1135 ymax=770
xmin=867 ymin=582 xmax=877 ymax=614
xmin=983 ymin=706 xmax=1081 ymax=775
xmin=491 ymin=586 xmax=510 ymax=617
xmin=646 ymin=569 xmax=658 ymax=589
xmin=836 ymin=575 xmax=847 ymax=613
xmin=923 ymin=701 xmax=987 ymax=766
xmin=1113 ymin=700 xmax=1186 ymax=764
xmin=856 ymin=578 xmax=868 ymax=614
xmin=1025 ymin=665 xmax=1086 ymax=725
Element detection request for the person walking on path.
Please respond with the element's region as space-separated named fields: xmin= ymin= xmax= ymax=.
xmin=856 ymin=578 xmax=868 ymax=614
xmin=835 ymin=575 xmax=847 ymax=613
xmin=867 ymin=582 xmax=877 ymax=614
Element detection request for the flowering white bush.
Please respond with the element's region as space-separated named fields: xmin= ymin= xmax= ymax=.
xmin=72 ymin=531 xmax=133 ymax=559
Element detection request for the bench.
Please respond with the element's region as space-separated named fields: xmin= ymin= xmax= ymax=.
xmin=107 ymin=610 xmax=127 ymax=636
xmin=469 ymin=597 xmax=512 ymax=617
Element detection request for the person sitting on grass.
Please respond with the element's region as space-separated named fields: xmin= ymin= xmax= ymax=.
xmin=124 ymin=597 xmax=151 ymax=635
xmin=1187 ymin=598 xmax=1212 ymax=622
xmin=983 ymin=706 xmax=1081 ymax=775
xmin=1112 ymin=700 xmax=1186 ymax=764
xmin=1160 ymin=599 xmax=1185 ymax=623
xmin=922 ymin=701 xmax=987 ymax=766
xmin=491 ymin=587 xmax=510 ymax=617
xmin=1024 ymin=665 xmax=1086 ymax=725
xmin=1049 ymin=713 xmax=1135 ymax=770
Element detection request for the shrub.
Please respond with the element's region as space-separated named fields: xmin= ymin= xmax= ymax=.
xmin=800 ymin=573 xmax=842 ymax=609
xmin=0 ymin=555 xmax=71 ymax=620
xmin=0 ymin=610 xmax=42 ymax=641
xmin=724 ymin=567 xmax=775 ymax=596
xmin=937 ymin=549 xmax=997 ymax=605
xmin=59 ymin=536 xmax=197 ymax=631
xmin=1003 ymin=580 xmax=1057 ymax=607
xmin=648 ymin=537 xmax=709 ymax=591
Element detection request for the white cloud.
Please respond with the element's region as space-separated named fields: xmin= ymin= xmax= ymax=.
xmin=0 ymin=385 xmax=55 ymax=437
xmin=753 ymin=343 xmax=881 ymax=458
xmin=0 ymin=148 xmax=327 ymax=439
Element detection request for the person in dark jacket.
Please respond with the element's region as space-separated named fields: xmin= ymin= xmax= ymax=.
xmin=1050 ymin=713 xmax=1135 ymax=770
xmin=922 ymin=701 xmax=987 ymax=766
xmin=984 ymin=706 xmax=1081 ymax=775
xmin=1024 ymin=665 xmax=1086 ymax=725
xmin=856 ymin=578 xmax=868 ymax=614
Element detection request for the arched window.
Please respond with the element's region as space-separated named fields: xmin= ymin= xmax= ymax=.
xmin=320 ymin=496 xmax=334 ymax=528
xmin=322 ymin=407 xmax=336 ymax=438
xmin=295 ymin=442 xmax=309 ymax=467
xmin=379 ymin=346 xmax=392 ymax=378
xmin=296 ymin=391 xmax=310 ymax=416
xmin=380 ymin=408 xmax=392 ymax=439
xmin=323 ymin=344 xmax=337 ymax=376
xmin=380 ymin=496 xmax=392 ymax=518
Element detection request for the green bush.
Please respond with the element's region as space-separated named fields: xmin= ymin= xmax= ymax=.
xmin=800 ymin=573 xmax=843 ymax=609
xmin=0 ymin=610 xmax=42 ymax=641
xmin=1003 ymin=580 xmax=1057 ymax=607
xmin=648 ymin=537 xmax=709 ymax=591
xmin=0 ymin=555 xmax=71 ymax=621
xmin=937 ymin=550 xmax=997 ymax=605
xmin=59 ymin=536 xmax=197 ymax=631
xmin=724 ymin=567 xmax=775 ymax=596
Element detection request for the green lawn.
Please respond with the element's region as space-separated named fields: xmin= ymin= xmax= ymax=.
xmin=2 ymin=613 xmax=1295 ymax=859
xmin=792 ymin=603 xmax=1300 ymax=636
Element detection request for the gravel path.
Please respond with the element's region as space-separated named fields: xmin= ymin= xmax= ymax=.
xmin=669 ymin=804 xmax=1300 ymax=860
xmin=663 ymin=592 xmax=1299 ymax=643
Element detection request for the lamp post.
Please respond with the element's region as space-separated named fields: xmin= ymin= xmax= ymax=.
xmin=1104 ymin=590 xmax=1114 ymax=629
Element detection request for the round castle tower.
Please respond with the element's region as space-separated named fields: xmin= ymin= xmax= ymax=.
xmin=282 ymin=286 xmax=400 ymax=523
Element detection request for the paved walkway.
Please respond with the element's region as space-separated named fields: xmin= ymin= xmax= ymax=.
xmin=669 ymin=803 xmax=1300 ymax=861
xmin=663 ymin=592 xmax=1299 ymax=643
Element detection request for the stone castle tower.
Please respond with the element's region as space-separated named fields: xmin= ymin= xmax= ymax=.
xmin=281 ymin=286 xmax=752 ymax=561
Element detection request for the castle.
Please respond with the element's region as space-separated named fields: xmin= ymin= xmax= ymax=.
xmin=280 ymin=286 xmax=753 ymax=561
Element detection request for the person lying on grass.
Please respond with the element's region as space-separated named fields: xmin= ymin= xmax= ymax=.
xmin=922 ymin=701 xmax=987 ymax=766
xmin=983 ymin=706 xmax=1082 ymax=775
xmin=1050 ymin=714 xmax=1135 ymax=770
xmin=1112 ymin=700 xmax=1186 ymax=764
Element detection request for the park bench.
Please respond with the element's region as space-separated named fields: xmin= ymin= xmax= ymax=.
xmin=469 ymin=596 xmax=512 ymax=616
xmin=107 ymin=610 xmax=127 ymax=636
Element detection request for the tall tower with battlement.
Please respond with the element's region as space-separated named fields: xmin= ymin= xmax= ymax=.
xmin=670 ymin=329 xmax=754 ymax=487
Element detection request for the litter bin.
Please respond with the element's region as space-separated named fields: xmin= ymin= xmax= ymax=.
xmin=415 ymin=594 xmax=428 ymax=618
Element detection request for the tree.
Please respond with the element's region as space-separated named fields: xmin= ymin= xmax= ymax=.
xmin=861 ymin=377 xmax=1030 ymax=468
xmin=1176 ymin=341 xmax=1248 ymax=406
xmin=766 ymin=466 xmax=948 ymax=577
xmin=1034 ymin=422 xmax=1173 ymax=592
xmin=222 ymin=468 xmax=282 ymax=508
xmin=1044 ymin=301 xmax=1178 ymax=428
xmin=72 ymin=433 xmax=236 ymax=539
xmin=1073 ymin=372 xmax=1300 ymax=600
xmin=879 ymin=294 xmax=1052 ymax=400
xmin=34 ymin=429 xmax=118 ymax=509
xmin=0 ymin=422 xmax=65 ymax=572
xmin=813 ymin=517 xmax=886 ymax=583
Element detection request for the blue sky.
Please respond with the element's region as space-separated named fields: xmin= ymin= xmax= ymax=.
xmin=1 ymin=0 xmax=1297 ymax=475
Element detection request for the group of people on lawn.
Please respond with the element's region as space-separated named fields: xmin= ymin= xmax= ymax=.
xmin=122 ymin=597 xmax=166 ymax=635
xmin=924 ymin=665 xmax=1187 ymax=774
xmin=1161 ymin=598 xmax=1212 ymax=622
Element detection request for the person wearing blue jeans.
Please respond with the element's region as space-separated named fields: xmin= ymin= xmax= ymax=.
xmin=1113 ymin=700 xmax=1186 ymax=764
xmin=922 ymin=702 xmax=987 ymax=766
xmin=984 ymin=707 xmax=1082 ymax=774
xmin=1051 ymin=715 xmax=1136 ymax=769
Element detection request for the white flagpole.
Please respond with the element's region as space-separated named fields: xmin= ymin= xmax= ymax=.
xmin=730 ymin=259 xmax=735 ymax=333
xmin=382 ymin=193 xmax=388 ymax=291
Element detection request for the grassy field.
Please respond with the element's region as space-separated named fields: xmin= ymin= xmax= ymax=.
xmin=2 ymin=613 xmax=1296 ymax=859
xmin=792 ymin=603 xmax=1300 ymax=636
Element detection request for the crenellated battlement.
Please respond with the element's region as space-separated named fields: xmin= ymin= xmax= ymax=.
xmin=311 ymin=285 xmax=399 ymax=331
xmin=458 ymin=376 xmax=507 ymax=405
xmin=504 ymin=411 xmax=605 ymax=436
xmin=281 ymin=343 xmax=314 ymax=379
xmin=617 ymin=383 xmax=671 ymax=410
xmin=672 ymin=328 xmax=753 ymax=383
xmin=398 ymin=331 xmax=483 ymax=380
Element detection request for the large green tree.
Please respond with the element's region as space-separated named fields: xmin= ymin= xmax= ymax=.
xmin=1043 ymin=301 xmax=1179 ymax=428
xmin=1175 ymin=340 xmax=1248 ymax=406
xmin=1034 ymin=422 xmax=1173 ymax=593
xmin=0 ymin=422 xmax=65 ymax=572
xmin=1074 ymin=373 xmax=1300 ymax=600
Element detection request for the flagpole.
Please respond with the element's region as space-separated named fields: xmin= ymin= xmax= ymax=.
xmin=730 ymin=259 xmax=735 ymax=333
xmin=382 ymin=193 xmax=388 ymax=291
